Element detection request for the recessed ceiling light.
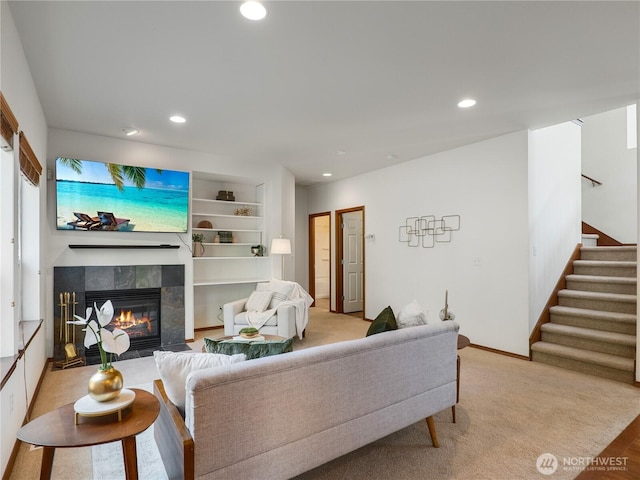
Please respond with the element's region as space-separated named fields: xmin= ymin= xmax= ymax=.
xmin=169 ymin=115 xmax=186 ymax=123
xmin=122 ymin=127 xmax=139 ymax=136
xmin=322 ymin=173 xmax=332 ymax=177
xmin=386 ymin=154 xmax=397 ymax=161
xmin=240 ymin=1 xmax=267 ymax=21
xmin=457 ymin=98 xmax=477 ymax=108
xmin=336 ymin=150 xmax=346 ymax=156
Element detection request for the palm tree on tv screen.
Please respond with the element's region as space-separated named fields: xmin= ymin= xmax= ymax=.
xmin=58 ymin=157 xmax=162 ymax=192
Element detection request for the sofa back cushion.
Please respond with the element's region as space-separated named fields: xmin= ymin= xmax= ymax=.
xmin=153 ymin=351 xmax=246 ymax=415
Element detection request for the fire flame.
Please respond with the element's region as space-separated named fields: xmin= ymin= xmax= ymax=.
xmin=114 ymin=310 xmax=152 ymax=334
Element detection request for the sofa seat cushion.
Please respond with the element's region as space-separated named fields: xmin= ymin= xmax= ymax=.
xmin=233 ymin=311 xmax=278 ymax=326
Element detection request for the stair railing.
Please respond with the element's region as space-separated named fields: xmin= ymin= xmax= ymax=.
xmin=581 ymin=174 xmax=602 ymax=186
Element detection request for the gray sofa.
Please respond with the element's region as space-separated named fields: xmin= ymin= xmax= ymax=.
xmin=153 ymin=321 xmax=459 ymax=480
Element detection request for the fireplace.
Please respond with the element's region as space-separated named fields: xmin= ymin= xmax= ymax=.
xmin=85 ymin=288 xmax=162 ymax=357
xmin=53 ymin=264 xmax=185 ymax=367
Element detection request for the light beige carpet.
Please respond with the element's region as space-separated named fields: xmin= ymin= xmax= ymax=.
xmin=9 ymin=307 xmax=640 ymax=480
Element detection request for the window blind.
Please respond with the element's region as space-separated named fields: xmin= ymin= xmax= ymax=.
xmin=1 ymin=92 xmax=19 ymax=150
xmin=18 ymin=131 xmax=42 ymax=186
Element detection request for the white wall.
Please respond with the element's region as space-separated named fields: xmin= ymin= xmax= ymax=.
xmin=1 ymin=0 xmax=47 ymax=353
xmin=314 ymin=215 xmax=331 ymax=298
xmin=582 ymin=106 xmax=638 ymax=243
xmin=636 ymin=99 xmax=639 ymax=383
xmin=305 ymin=131 xmax=532 ymax=356
xmin=294 ymin=186 xmax=309 ymax=290
xmin=528 ymin=122 xmax=582 ymax=331
xmin=0 ymin=326 xmax=45 ymax=476
xmin=1 ymin=2 xmax=48 ymax=476
xmin=275 ymin=166 xmax=296 ymax=281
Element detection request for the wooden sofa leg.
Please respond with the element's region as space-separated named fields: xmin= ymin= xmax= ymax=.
xmin=425 ymin=416 xmax=439 ymax=448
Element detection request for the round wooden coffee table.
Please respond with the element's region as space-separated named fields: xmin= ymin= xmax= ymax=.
xmin=17 ymin=388 xmax=159 ymax=480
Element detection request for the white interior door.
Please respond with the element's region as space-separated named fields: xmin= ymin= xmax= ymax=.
xmin=342 ymin=211 xmax=363 ymax=313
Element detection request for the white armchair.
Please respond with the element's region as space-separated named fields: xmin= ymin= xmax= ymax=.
xmin=223 ymin=280 xmax=314 ymax=339
xmin=223 ymin=298 xmax=297 ymax=338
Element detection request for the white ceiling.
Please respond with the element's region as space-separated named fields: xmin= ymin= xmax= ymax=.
xmin=8 ymin=1 xmax=640 ymax=186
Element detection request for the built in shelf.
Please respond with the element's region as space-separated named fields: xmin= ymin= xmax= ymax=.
xmin=193 ymin=256 xmax=269 ymax=260
xmin=192 ymin=197 xmax=263 ymax=207
xmin=69 ymin=244 xmax=180 ymax=249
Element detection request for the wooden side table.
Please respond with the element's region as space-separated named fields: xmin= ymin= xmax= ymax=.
xmin=17 ymin=388 xmax=159 ymax=480
xmin=452 ymin=334 xmax=470 ymax=423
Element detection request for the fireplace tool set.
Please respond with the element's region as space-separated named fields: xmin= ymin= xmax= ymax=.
xmin=55 ymin=292 xmax=85 ymax=369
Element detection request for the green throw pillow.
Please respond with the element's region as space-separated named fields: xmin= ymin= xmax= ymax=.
xmin=203 ymin=337 xmax=293 ymax=360
xmin=366 ymin=306 xmax=397 ymax=336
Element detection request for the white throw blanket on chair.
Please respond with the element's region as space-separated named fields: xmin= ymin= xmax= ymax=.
xmin=246 ymin=282 xmax=314 ymax=339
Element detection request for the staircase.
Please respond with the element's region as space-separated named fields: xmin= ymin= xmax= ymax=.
xmin=531 ymin=246 xmax=637 ymax=383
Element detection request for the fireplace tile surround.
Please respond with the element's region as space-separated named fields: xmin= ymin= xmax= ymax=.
xmin=53 ymin=264 xmax=186 ymax=365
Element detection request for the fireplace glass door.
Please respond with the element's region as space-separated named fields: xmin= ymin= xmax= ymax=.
xmin=85 ymin=288 xmax=161 ymax=357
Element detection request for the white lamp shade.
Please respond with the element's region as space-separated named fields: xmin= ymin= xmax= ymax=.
xmin=270 ymin=238 xmax=291 ymax=255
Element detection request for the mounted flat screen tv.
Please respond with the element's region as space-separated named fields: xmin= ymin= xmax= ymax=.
xmin=55 ymin=157 xmax=189 ymax=233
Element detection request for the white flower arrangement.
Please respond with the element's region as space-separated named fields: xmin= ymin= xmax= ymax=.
xmin=69 ymin=300 xmax=130 ymax=370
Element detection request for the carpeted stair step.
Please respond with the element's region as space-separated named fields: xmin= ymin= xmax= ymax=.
xmin=565 ymin=274 xmax=636 ymax=295
xmin=549 ymin=306 xmax=636 ymax=334
xmin=572 ymin=260 xmax=636 ymax=278
xmin=557 ymin=289 xmax=636 ymax=314
xmin=580 ymin=246 xmax=637 ymax=262
xmin=531 ymin=341 xmax=635 ymax=384
xmin=540 ymin=323 xmax=636 ymax=358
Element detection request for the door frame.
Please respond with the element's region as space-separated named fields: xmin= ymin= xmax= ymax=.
xmin=308 ymin=211 xmax=331 ymax=308
xmin=335 ymin=206 xmax=365 ymax=314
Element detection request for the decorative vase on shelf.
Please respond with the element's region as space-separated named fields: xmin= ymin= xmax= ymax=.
xmin=193 ymin=241 xmax=205 ymax=257
xmin=439 ymin=289 xmax=455 ymax=321
xmin=88 ymin=367 xmax=123 ymax=402
xmin=439 ymin=308 xmax=455 ymax=321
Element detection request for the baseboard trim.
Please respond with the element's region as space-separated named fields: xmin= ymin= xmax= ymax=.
xmin=469 ymin=344 xmax=529 ymax=361
xmin=194 ymin=325 xmax=223 ymax=332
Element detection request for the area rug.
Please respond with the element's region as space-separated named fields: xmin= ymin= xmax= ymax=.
xmin=87 ymin=349 xmax=640 ymax=480
xmin=92 ymin=384 xmax=168 ymax=480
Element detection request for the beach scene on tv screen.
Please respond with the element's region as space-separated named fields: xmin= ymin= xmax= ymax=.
xmin=56 ymin=157 xmax=189 ymax=232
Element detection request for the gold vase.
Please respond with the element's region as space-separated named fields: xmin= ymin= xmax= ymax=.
xmin=88 ymin=367 xmax=123 ymax=402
